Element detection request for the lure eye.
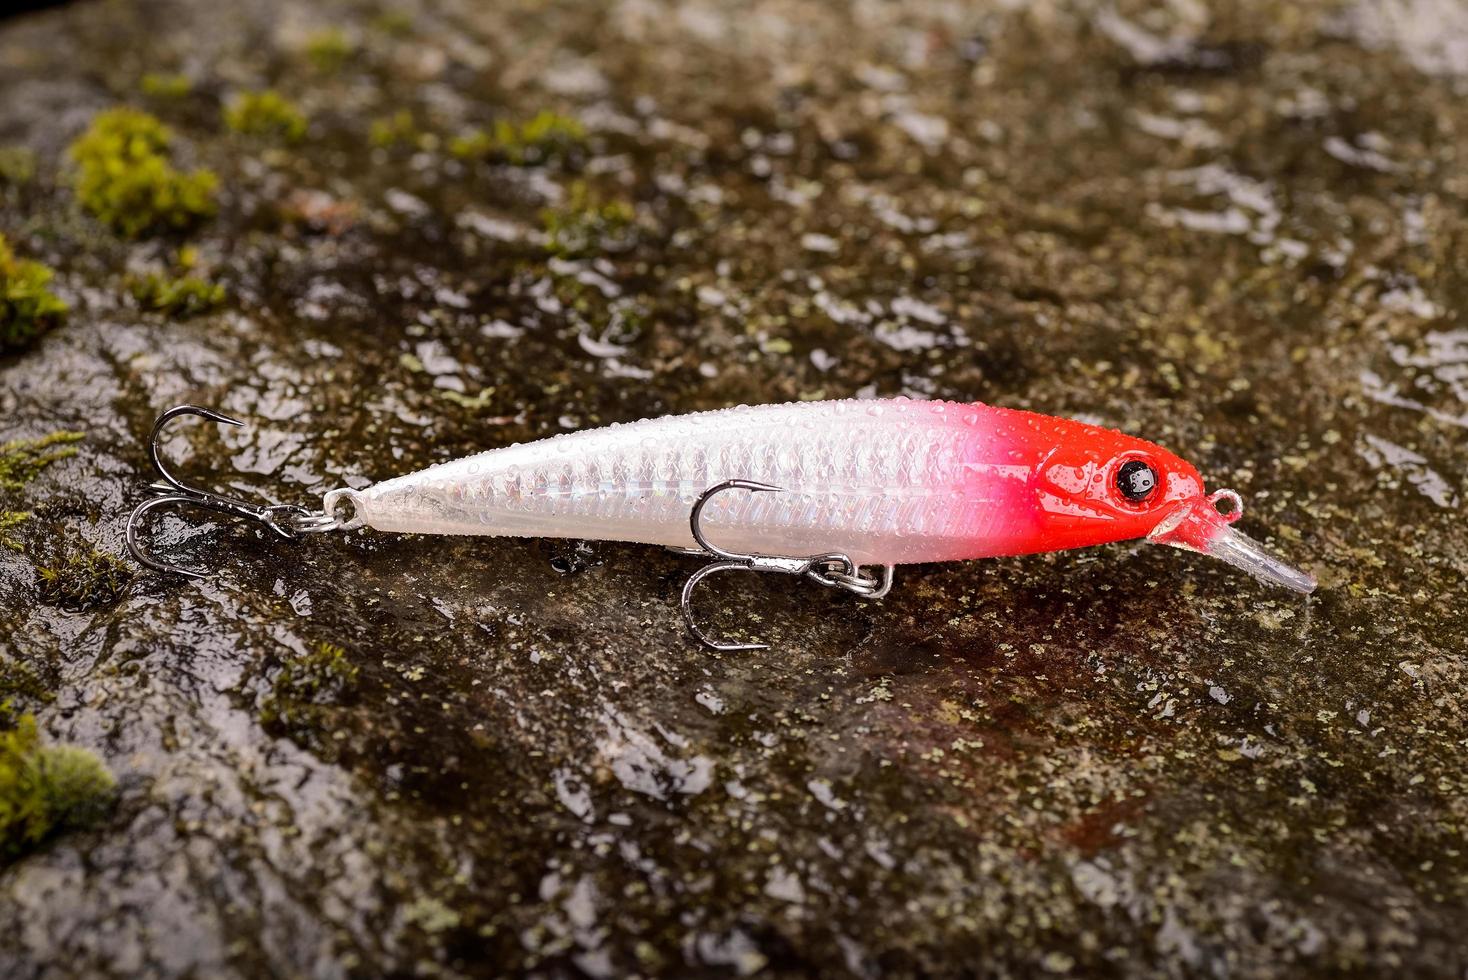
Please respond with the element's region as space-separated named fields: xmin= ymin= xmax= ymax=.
xmin=1116 ymin=460 xmax=1158 ymax=503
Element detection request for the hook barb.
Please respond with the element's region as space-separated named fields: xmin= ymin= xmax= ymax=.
xmin=678 ymin=480 xmax=896 ymax=652
xmin=126 ymin=404 xmax=338 ymax=578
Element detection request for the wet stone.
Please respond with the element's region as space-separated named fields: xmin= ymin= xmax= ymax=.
xmin=1 ymin=0 xmax=1466 ymax=976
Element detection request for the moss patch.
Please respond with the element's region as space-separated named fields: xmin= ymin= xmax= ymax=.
xmin=0 ymin=147 xmax=36 ymax=186
xmin=450 ymin=110 xmax=587 ymax=165
xmin=303 ymin=29 xmax=354 ymax=73
xmin=0 ymin=511 xmax=25 ymax=552
xmin=33 ymin=538 xmax=133 ymax=611
xmin=258 ymin=642 xmax=361 ymax=754
xmin=139 ymin=72 xmax=193 ymax=99
xmin=0 ymin=430 xmax=83 ymax=494
xmin=128 ymin=272 xmax=226 ymax=317
xmin=0 ymin=431 xmax=83 ymax=550
xmin=0 ymin=233 xmax=67 ymax=354
xmin=67 ymin=107 xmax=218 ymax=238
xmin=0 ymin=660 xmax=52 ymax=721
xmin=541 ymin=181 xmax=635 ymax=258
xmin=370 ymin=10 xmax=413 ymax=36
xmin=224 ymin=90 xmax=308 ymax=143
xmin=369 ymin=110 xmax=423 ymax=150
xmin=0 ymin=715 xmax=115 ymax=863
xmin=0 ymin=656 xmax=55 ymax=748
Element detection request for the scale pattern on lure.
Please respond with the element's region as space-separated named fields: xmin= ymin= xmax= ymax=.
xmin=128 ymin=398 xmax=1316 ymax=649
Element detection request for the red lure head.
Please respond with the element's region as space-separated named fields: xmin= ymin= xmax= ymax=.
xmin=999 ymin=409 xmax=1316 ymax=593
xmin=1023 ymin=418 xmax=1204 ymax=549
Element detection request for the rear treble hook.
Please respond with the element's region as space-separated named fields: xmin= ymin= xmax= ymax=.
xmin=679 ymin=480 xmax=895 ymax=652
xmin=126 ymin=405 xmax=339 ymax=579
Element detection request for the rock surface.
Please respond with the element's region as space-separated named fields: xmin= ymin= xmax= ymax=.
xmin=1 ymin=0 xmax=1465 ymax=976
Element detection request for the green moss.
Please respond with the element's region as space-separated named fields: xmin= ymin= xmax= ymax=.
xmin=370 ymin=10 xmax=413 ymax=36
xmin=140 ymin=72 xmax=192 ymax=98
xmin=0 ymin=430 xmax=84 ymax=551
xmin=259 ymin=642 xmax=360 ymax=751
xmin=450 ymin=110 xmax=587 ymax=165
xmin=303 ymin=29 xmax=355 ymax=73
xmin=0 ymin=659 xmax=51 ymax=713
xmin=0 ymin=715 xmax=115 ymax=862
xmin=518 ymin=110 xmax=586 ymax=150
xmin=128 ymin=272 xmax=226 ymax=317
xmin=369 ymin=110 xmax=421 ymax=150
xmin=0 ymin=511 xmax=25 ymax=551
xmin=404 ymin=896 xmax=463 ymax=934
xmin=0 ymin=233 xmax=68 ymax=353
xmin=541 ymin=181 xmax=635 ymax=258
xmin=0 ymin=430 xmax=83 ymax=494
xmin=223 ymin=90 xmax=308 ymax=143
xmin=33 ymin=539 xmax=133 ymax=611
xmin=67 ymin=107 xmax=218 ymax=238
xmin=0 ymin=147 xmax=37 ymax=186
xmin=447 ymin=128 xmax=495 ymax=161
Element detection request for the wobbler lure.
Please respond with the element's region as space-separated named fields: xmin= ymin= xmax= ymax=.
xmin=128 ymin=399 xmax=1316 ymax=649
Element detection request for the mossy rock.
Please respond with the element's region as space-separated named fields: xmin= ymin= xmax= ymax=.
xmin=0 ymin=233 xmax=67 ymax=354
xmin=0 ymin=147 xmax=36 ymax=186
xmin=540 ymin=181 xmax=635 ymax=259
xmin=302 ymin=29 xmax=355 ymax=74
xmin=223 ymin=90 xmax=308 ymax=143
xmin=31 ymin=535 xmax=133 ymax=611
xmin=258 ymin=642 xmax=361 ymax=756
xmin=0 ymin=658 xmax=53 ymax=719
xmin=0 ymin=430 xmax=83 ymax=495
xmin=0 ymin=715 xmax=115 ymax=863
xmin=450 ymin=110 xmax=587 ymax=165
xmin=128 ymin=271 xmax=226 ymax=317
xmin=67 ymin=107 xmax=218 ymax=238
xmin=139 ymin=72 xmax=192 ymax=99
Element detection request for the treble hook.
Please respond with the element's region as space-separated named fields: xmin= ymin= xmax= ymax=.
xmin=126 ymin=405 xmax=338 ymax=579
xmin=679 ymin=480 xmax=895 ymax=652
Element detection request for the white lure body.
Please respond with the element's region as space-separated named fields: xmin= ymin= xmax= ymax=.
xmin=326 ymin=399 xmax=1006 ymax=566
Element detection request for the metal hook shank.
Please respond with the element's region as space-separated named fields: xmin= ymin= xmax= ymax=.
xmin=679 ymin=480 xmax=896 ymax=652
xmin=127 ymin=405 xmax=338 ymax=578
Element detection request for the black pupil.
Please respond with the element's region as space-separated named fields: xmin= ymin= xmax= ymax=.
xmin=1117 ymin=460 xmax=1158 ymax=502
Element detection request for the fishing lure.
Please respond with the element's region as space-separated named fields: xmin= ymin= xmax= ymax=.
xmin=127 ymin=399 xmax=1315 ymax=649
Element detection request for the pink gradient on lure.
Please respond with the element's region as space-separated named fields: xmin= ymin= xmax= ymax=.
xmin=950 ymin=413 xmax=1045 ymax=559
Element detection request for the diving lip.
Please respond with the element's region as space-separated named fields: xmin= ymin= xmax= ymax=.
xmin=1149 ymin=498 xmax=1317 ymax=595
xmin=1188 ymin=521 xmax=1317 ymax=594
